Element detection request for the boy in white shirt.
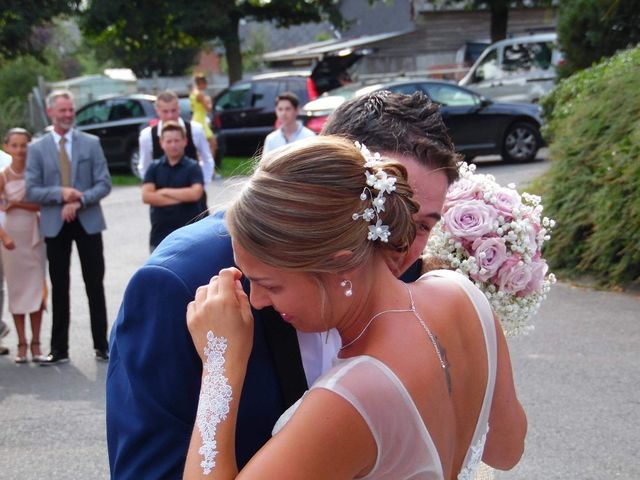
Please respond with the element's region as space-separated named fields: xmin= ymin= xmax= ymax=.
xmin=262 ymin=92 xmax=315 ymax=154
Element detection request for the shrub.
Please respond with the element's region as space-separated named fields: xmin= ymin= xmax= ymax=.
xmin=538 ymin=46 xmax=640 ymax=287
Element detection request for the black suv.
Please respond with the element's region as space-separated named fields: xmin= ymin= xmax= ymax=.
xmin=212 ymin=71 xmax=315 ymax=157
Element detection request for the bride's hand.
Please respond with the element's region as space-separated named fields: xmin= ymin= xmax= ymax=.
xmin=186 ymin=267 xmax=254 ymax=366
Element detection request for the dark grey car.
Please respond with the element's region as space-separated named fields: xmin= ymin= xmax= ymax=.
xmin=301 ymin=79 xmax=545 ymax=163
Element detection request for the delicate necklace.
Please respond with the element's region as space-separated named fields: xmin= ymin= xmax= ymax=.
xmin=340 ymin=283 xmax=452 ymax=393
xmin=339 ymin=295 xmax=414 ymax=351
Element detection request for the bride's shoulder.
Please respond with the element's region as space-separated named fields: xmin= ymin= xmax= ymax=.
xmin=415 ymin=269 xmax=468 ymax=296
xmin=413 ymin=270 xmax=481 ymax=316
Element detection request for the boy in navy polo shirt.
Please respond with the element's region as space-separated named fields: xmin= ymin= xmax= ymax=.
xmin=142 ymin=121 xmax=204 ymax=252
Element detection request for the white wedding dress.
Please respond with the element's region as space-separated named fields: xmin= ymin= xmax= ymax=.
xmin=273 ymin=270 xmax=497 ymax=479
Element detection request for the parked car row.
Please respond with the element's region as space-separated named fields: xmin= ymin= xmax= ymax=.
xmin=52 ymin=33 xmax=556 ymax=173
xmin=211 ymin=34 xmax=556 ymax=162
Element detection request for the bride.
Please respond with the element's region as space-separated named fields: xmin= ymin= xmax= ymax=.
xmin=184 ymin=136 xmax=527 ymax=479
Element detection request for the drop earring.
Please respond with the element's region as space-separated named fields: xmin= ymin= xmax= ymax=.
xmin=340 ymin=280 xmax=353 ymax=297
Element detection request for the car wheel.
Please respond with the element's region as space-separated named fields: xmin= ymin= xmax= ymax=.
xmin=129 ymin=148 xmax=141 ymax=178
xmin=501 ymin=122 xmax=541 ymax=163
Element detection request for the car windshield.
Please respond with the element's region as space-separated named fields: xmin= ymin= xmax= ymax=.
xmin=320 ymin=83 xmax=385 ymax=100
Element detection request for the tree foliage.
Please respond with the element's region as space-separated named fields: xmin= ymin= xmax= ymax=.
xmin=538 ymin=46 xmax=640 ymax=287
xmin=0 ymin=55 xmax=64 ymax=134
xmin=423 ymin=1 xmax=554 ymax=42
xmin=557 ymin=0 xmax=640 ymax=77
xmin=81 ymin=0 xmax=344 ymax=82
xmin=0 ymin=0 xmax=80 ymax=61
xmin=80 ymin=0 xmax=201 ymax=77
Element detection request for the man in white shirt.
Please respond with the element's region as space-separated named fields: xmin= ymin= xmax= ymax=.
xmin=0 ymin=149 xmax=11 ymax=355
xmin=262 ymin=92 xmax=315 ymax=155
xmin=138 ymin=91 xmax=215 ymax=185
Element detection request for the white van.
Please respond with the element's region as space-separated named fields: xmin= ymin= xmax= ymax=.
xmin=459 ymin=33 xmax=562 ymax=103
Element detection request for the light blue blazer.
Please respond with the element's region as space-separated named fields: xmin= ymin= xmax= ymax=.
xmin=25 ymin=129 xmax=111 ymax=237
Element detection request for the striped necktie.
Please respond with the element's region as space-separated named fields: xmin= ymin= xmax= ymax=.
xmin=59 ymin=136 xmax=71 ymax=187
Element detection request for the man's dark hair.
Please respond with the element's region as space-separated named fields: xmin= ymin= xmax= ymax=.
xmin=160 ymin=120 xmax=186 ymax=138
xmin=275 ymin=91 xmax=300 ymax=109
xmin=322 ymin=91 xmax=460 ymax=184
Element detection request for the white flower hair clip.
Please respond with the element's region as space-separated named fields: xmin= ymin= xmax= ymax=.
xmin=352 ymin=141 xmax=397 ymax=243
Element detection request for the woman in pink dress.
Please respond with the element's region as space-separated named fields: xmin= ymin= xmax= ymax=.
xmin=1 ymin=128 xmax=47 ymax=363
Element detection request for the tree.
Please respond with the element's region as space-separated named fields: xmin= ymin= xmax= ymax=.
xmin=0 ymin=0 xmax=81 ymax=61
xmin=423 ymin=1 xmax=554 ymax=43
xmin=80 ymin=0 xmax=202 ymax=77
xmin=557 ymin=0 xmax=640 ymax=77
xmin=82 ymin=0 xmax=344 ymax=83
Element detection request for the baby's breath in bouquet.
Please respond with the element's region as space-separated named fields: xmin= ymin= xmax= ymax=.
xmin=424 ymin=163 xmax=556 ymax=336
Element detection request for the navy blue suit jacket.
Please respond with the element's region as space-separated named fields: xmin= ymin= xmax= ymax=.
xmin=106 ymin=215 xmax=308 ymax=479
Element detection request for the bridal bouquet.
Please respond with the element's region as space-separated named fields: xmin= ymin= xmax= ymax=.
xmin=424 ymin=162 xmax=556 ymax=336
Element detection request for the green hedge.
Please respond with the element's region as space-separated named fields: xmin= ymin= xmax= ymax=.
xmin=539 ymin=46 xmax=640 ymax=287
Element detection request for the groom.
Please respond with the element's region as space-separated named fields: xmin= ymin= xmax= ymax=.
xmin=106 ymin=91 xmax=459 ymax=478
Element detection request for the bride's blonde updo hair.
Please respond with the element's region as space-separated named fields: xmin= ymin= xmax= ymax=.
xmin=227 ymin=135 xmax=419 ymax=273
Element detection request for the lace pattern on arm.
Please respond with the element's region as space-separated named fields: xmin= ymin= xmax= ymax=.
xmin=196 ymin=331 xmax=233 ymax=475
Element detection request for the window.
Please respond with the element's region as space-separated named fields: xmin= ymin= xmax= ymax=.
xmin=388 ymin=84 xmax=421 ymax=95
xmin=76 ymin=101 xmax=110 ymax=126
xmin=285 ymin=78 xmax=309 ymax=105
xmin=108 ymin=99 xmax=144 ymax=121
xmin=503 ymin=42 xmax=553 ymax=73
xmin=422 ymin=84 xmax=479 ymax=107
xmin=215 ymin=83 xmax=251 ymax=111
xmin=474 ymin=49 xmax=500 ymax=81
xmin=251 ymin=80 xmax=279 ymax=109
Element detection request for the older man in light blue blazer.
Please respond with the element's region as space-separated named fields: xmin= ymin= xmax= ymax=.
xmin=26 ymin=89 xmax=112 ymax=365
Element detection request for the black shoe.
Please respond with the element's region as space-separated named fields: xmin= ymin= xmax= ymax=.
xmin=95 ymin=349 xmax=109 ymax=362
xmin=39 ymin=353 xmax=70 ymax=366
xmin=0 ymin=345 xmax=9 ymax=355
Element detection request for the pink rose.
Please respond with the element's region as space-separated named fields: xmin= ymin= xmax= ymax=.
xmin=520 ymin=259 xmax=549 ymax=295
xmin=443 ymin=200 xmax=498 ymax=242
xmin=493 ymin=188 xmax=521 ymax=219
xmin=471 ymin=237 xmax=508 ymax=282
xmin=445 ymin=178 xmax=481 ymax=208
xmin=496 ymin=255 xmax=532 ymax=294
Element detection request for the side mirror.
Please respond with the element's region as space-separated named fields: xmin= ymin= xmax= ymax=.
xmin=479 ymin=97 xmax=492 ymax=108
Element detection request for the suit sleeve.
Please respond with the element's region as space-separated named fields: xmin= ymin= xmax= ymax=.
xmin=25 ymin=143 xmax=64 ymax=204
xmin=80 ymin=137 xmax=112 ymax=206
xmin=106 ymin=265 xmax=202 ymax=479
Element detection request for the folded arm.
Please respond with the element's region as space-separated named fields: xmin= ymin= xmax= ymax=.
xmin=6 ymin=200 xmax=40 ymax=212
xmin=157 ymin=183 xmax=204 ymax=203
xmin=142 ymin=183 xmax=181 ymax=206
